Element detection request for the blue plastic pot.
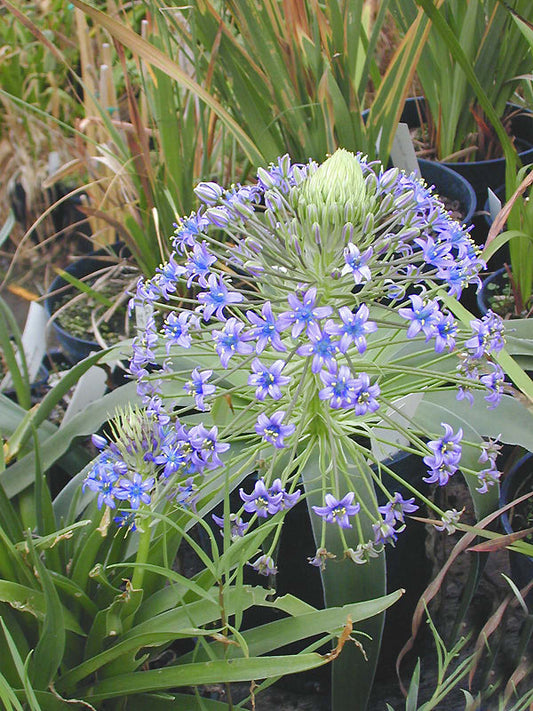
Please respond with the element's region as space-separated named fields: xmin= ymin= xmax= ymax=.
xmin=401 ymin=98 xmax=533 ymax=209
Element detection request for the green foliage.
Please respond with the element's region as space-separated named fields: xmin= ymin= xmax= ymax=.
xmin=483 ymin=165 xmax=533 ymax=315
xmin=392 ymin=0 xmax=532 ymax=161
xmin=0 ymin=0 xmax=81 ymax=137
xmin=0 ymin=445 xmax=400 ymax=707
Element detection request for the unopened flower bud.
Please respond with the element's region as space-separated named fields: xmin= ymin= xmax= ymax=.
xmin=194 ymin=181 xmax=223 ymax=205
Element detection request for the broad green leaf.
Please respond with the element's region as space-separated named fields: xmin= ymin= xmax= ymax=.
xmin=78 ymin=653 xmax=332 ymax=701
xmin=27 ymin=539 xmax=66 ymax=690
xmin=0 ymin=581 xmax=84 ymax=636
xmin=180 ymin=591 xmax=403 ymax=664
xmin=300 ymin=441 xmax=387 ymax=711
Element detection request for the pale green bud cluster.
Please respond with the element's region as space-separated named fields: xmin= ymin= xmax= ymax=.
xmin=294 ymin=149 xmax=375 ymax=251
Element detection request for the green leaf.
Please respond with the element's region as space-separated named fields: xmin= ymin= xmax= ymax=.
xmin=0 ymin=581 xmax=85 ymax=636
xmin=0 ymin=619 xmax=42 ymax=711
xmin=180 ymin=591 xmax=403 ymax=664
xmin=78 ymin=653 xmax=332 ymax=702
xmin=26 ymin=538 xmax=66 ymax=690
xmin=300 ymin=441 xmax=387 ymax=711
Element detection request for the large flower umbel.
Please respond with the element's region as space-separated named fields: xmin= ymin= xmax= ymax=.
xmin=119 ymin=149 xmax=506 ymax=563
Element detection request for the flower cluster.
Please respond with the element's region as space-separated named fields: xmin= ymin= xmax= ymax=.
xmin=107 ymin=149 xmax=509 ymax=567
xmin=240 ymin=478 xmax=301 ymax=517
xmin=83 ymin=408 xmax=228 ymax=527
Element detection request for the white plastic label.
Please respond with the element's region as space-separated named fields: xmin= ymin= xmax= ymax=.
xmin=487 ymin=188 xmax=502 ymax=222
xmin=60 ymin=364 xmax=107 ymax=427
xmin=391 ymin=122 xmax=421 ymax=177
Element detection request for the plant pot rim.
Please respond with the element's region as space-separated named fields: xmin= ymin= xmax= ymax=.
xmin=477 ymin=267 xmax=507 ymax=317
xmin=416 ymin=157 xmax=476 ymax=225
xmin=499 ymin=452 xmax=533 ymax=556
xmin=403 ymin=96 xmax=533 ymax=167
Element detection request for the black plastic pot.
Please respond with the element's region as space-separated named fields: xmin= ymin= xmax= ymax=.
xmin=476 ymin=267 xmax=507 ymax=317
xmin=418 ymin=158 xmax=476 ymax=226
xmin=401 ymin=97 xmax=533 ymax=208
xmin=1 ymin=363 xmax=49 ymax=405
xmin=500 ymin=453 xmax=533 ymax=609
xmin=44 ymin=246 xmax=128 ymax=364
xmin=274 ymin=452 xmax=430 ymax=683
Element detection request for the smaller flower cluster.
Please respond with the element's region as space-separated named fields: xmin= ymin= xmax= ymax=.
xmin=83 ymin=410 xmax=228 ymax=528
xmin=475 ymin=437 xmax=502 ymax=494
xmin=457 ymin=311 xmax=506 ymax=408
xmin=239 ymin=478 xmax=301 ymax=517
xmin=423 ymin=423 xmax=463 ymax=486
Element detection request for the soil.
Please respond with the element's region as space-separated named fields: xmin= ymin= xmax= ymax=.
xmin=483 ymin=268 xmax=533 ymax=320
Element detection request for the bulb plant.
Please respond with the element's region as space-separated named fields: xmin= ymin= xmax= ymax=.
xmin=78 ymin=148 xmax=524 ymax=709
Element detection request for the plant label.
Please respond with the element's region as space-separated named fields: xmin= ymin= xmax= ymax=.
xmin=487 ymin=188 xmax=502 ymax=222
xmin=391 ymin=122 xmax=421 ymax=178
xmin=60 ymin=364 xmax=107 ymax=427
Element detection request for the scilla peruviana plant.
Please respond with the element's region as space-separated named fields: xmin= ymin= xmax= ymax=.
xmin=88 ymin=149 xmax=513 ymax=709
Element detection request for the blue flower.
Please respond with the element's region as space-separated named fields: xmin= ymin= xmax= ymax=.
xmin=324 ymin=304 xmax=377 ymax=354
xmin=277 ymin=287 xmax=332 ymax=338
xmin=83 ymin=457 xmax=120 ymax=509
xmin=188 ymin=424 xmax=229 ymax=470
xmin=312 ymin=492 xmax=360 ymax=528
xmin=255 ymin=411 xmax=295 ymax=448
xmin=426 ymin=423 xmax=463 ymax=467
xmin=475 ymin=465 xmax=500 ymax=494
xmin=352 ymin=373 xmax=380 ymax=416
xmin=431 ymin=311 xmax=457 ymax=353
xmin=249 ymin=554 xmax=277 ymax=576
xmin=465 ymin=311 xmax=505 ymax=358
xmin=378 ymin=492 xmax=418 ymax=524
xmin=372 ymin=518 xmax=399 ymax=546
xmin=212 ymin=318 xmax=254 ymax=367
xmin=297 ymin=322 xmax=339 ymax=374
xmin=173 ymin=213 xmax=209 ymax=251
xmin=197 ymin=274 xmax=244 ymax=321
xmin=398 ymin=294 xmax=441 ymax=339
xmin=184 ymin=368 xmax=216 ymax=410
xmin=115 ymin=472 xmax=155 ymax=510
xmin=341 ymin=243 xmax=373 ymax=284
xmin=248 ymin=359 xmax=291 ymax=400
xmin=319 ymin=365 xmax=358 ymax=409
xmin=156 ymin=255 xmax=185 ymax=299
xmin=173 ymin=477 xmax=200 ymax=510
xmin=424 ymin=456 xmax=460 ymax=486
xmin=246 ymin=301 xmax=286 ymax=353
xmin=268 ymin=478 xmax=301 ymax=509
xmin=183 ymin=242 xmax=217 ymax=287
xmin=212 ymin=512 xmax=249 ymax=539
xmin=480 ymin=363 xmax=505 ymax=409
xmin=162 ymin=311 xmax=197 ymax=351
xmin=239 ymin=478 xmax=284 ymax=517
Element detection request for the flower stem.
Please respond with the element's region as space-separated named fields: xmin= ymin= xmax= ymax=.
xmin=131 ymin=515 xmax=151 ymax=591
